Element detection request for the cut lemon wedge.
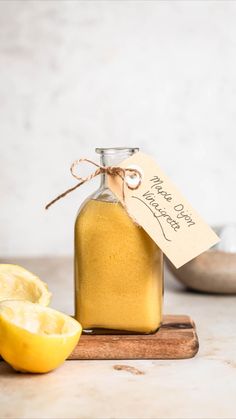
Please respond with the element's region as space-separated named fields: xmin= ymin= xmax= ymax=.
xmin=0 ymin=264 xmax=51 ymax=306
xmin=0 ymin=300 xmax=82 ymax=373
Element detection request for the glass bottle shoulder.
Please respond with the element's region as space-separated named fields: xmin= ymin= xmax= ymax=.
xmin=75 ymin=185 xmax=119 ymax=219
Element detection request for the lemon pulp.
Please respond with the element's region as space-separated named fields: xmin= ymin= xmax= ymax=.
xmin=0 ymin=300 xmax=82 ymax=373
xmin=0 ymin=264 xmax=51 ymax=306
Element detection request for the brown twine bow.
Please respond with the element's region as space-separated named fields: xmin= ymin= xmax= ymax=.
xmin=45 ymin=158 xmax=142 ymax=210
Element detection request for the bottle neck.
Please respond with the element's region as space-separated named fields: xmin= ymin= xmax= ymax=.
xmin=100 ymin=173 xmax=109 ymax=188
xmin=98 ymin=148 xmax=138 ymax=189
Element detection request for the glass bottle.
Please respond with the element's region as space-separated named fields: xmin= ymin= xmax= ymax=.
xmin=74 ymin=147 xmax=163 ymax=334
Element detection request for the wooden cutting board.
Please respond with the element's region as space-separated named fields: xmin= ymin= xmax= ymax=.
xmin=68 ymin=314 xmax=199 ymax=360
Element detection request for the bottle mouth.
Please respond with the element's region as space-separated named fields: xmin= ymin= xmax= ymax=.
xmin=96 ymin=147 xmax=139 ymax=155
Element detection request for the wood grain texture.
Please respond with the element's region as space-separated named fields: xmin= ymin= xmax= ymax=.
xmin=68 ymin=315 xmax=199 ymax=360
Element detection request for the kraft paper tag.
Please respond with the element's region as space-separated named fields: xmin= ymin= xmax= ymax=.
xmin=108 ymin=152 xmax=220 ymax=268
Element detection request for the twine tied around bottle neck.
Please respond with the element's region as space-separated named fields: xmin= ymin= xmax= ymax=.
xmin=45 ymin=158 xmax=142 ymax=210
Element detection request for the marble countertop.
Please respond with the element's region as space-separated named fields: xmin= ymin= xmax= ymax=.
xmin=0 ymin=257 xmax=236 ymax=419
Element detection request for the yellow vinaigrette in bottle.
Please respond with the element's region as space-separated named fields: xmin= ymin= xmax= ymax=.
xmin=74 ymin=148 xmax=163 ymax=333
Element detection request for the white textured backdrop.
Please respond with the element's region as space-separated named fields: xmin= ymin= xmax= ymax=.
xmin=0 ymin=0 xmax=236 ymax=256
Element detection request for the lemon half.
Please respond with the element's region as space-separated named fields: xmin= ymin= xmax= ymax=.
xmin=0 ymin=264 xmax=51 ymax=306
xmin=0 ymin=300 xmax=82 ymax=373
